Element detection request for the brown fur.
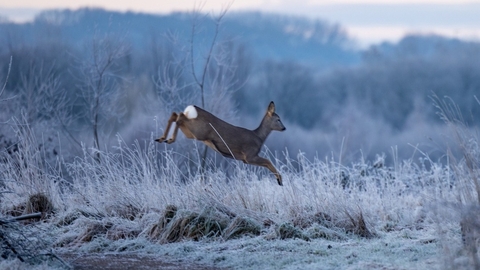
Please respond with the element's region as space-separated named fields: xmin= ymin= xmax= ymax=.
xmin=155 ymin=102 xmax=286 ymax=185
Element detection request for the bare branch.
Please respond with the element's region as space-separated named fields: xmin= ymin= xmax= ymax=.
xmin=74 ymin=25 xmax=130 ymax=161
xmin=0 ymin=213 xmax=42 ymax=224
xmin=189 ymin=2 xmax=208 ymax=94
xmin=0 ymin=56 xmax=13 ymax=102
xmin=188 ymin=1 xmax=232 ymax=108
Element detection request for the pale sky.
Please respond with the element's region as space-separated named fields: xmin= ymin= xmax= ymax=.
xmin=1 ymin=0 xmax=478 ymax=12
xmin=1 ymin=0 xmax=480 ymax=47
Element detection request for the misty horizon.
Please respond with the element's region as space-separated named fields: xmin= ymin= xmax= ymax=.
xmin=1 ymin=3 xmax=480 ymax=47
xmin=0 ymin=8 xmax=479 ymax=165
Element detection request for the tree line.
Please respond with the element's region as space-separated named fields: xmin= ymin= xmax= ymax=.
xmin=1 ymin=8 xmax=479 ymax=164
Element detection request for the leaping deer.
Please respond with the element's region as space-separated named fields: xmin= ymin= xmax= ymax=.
xmin=155 ymin=101 xmax=286 ymax=185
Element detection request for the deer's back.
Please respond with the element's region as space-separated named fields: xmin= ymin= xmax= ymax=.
xmin=188 ymin=106 xmax=263 ymax=157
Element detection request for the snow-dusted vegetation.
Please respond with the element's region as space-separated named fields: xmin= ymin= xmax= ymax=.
xmin=1 ymin=104 xmax=480 ymax=269
xmin=1 ymin=8 xmax=480 ymax=269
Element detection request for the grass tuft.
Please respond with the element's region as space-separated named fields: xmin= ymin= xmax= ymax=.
xmin=24 ymin=193 xmax=55 ymax=220
xmin=276 ymin=223 xmax=310 ymax=241
xmin=345 ymin=210 xmax=374 ymax=238
xmin=223 ymin=216 xmax=262 ymax=240
xmin=148 ymin=205 xmax=178 ymax=239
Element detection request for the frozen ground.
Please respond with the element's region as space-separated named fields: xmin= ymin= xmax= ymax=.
xmin=56 ymin=229 xmax=443 ymax=270
xmin=1 ymin=225 xmax=449 ymax=269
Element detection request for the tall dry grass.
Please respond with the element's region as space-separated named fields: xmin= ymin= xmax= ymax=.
xmin=3 ymin=105 xmax=473 ymax=269
xmin=433 ymin=95 xmax=480 ymax=269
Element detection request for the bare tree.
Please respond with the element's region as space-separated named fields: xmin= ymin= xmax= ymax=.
xmin=187 ymin=3 xmax=242 ymax=171
xmin=153 ymin=34 xmax=193 ymax=112
xmin=40 ymin=67 xmax=81 ymax=149
xmin=14 ymin=64 xmax=56 ymax=124
xmin=77 ymin=28 xmax=129 ymax=162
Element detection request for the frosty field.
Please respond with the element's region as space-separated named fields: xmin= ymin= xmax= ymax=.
xmin=2 ymin=5 xmax=480 ymax=269
xmin=1 ymin=122 xmax=478 ymax=269
xmin=54 ymin=228 xmax=441 ymax=269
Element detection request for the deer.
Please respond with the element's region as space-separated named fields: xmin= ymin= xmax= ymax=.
xmin=155 ymin=101 xmax=286 ymax=185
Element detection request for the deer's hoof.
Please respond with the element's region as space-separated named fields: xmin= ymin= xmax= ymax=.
xmin=277 ymin=177 xmax=283 ymax=186
xmin=166 ymin=138 xmax=175 ymax=144
xmin=154 ymin=137 xmax=166 ymax=143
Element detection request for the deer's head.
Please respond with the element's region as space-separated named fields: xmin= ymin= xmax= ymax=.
xmin=265 ymin=101 xmax=286 ymax=132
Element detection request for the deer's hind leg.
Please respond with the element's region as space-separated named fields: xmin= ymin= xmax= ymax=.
xmin=166 ymin=113 xmax=190 ymax=144
xmin=155 ymin=112 xmax=178 ymax=143
xmin=246 ymin=155 xmax=283 ymax=186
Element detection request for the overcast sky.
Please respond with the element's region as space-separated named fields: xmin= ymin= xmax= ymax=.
xmin=1 ymin=0 xmax=479 ymax=47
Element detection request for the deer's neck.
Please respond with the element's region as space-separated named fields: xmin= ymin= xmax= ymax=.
xmin=254 ymin=118 xmax=271 ymax=142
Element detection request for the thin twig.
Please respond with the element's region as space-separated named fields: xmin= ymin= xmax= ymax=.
xmin=0 ymin=56 xmax=13 ymax=102
xmin=0 ymin=213 xmax=42 ymax=225
xmin=209 ymin=122 xmax=236 ymax=160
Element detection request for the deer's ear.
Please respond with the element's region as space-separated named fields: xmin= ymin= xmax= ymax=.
xmin=267 ymin=101 xmax=275 ymax=115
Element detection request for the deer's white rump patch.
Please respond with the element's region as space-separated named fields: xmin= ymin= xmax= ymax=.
xmin=184 ymin=105 xmax=198 ymax=119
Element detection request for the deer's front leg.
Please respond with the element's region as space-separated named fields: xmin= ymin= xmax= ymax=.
xmin=246 ymin=156 xmax=283 ymax=186
xmin=155 ymin=112 xmax=178 ymax=143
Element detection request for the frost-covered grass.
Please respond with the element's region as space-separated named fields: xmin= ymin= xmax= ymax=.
xmin=0 ymin=124 xmax=478 ymax=269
